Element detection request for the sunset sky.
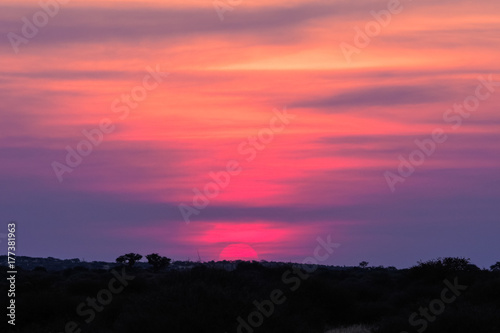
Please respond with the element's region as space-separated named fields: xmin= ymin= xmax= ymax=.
xmin=1 ymin=0 xmax=499 ymax=268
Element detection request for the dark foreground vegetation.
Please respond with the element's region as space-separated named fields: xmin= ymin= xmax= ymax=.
xmin=2 ymin=257 xmax=500 ymax=333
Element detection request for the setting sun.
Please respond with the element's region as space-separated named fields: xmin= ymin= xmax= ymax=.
xmin=218 ymin=243 xmax=259 ymax=261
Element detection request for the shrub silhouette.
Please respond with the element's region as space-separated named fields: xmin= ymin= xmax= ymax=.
xmin=410 ymin=257 xmax=479 ymax=277
xmin=146 ymin=253 xmax=171 ymax=272
xmin=116 ymin=252 xmax=142 ymax=268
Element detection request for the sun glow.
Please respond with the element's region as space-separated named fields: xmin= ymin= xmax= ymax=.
xmin=218 ymin=243 xmax=259 ymax=261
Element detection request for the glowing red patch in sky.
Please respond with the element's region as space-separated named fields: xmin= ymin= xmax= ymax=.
xmin=218 ymin=243 xmax=259 ymax=261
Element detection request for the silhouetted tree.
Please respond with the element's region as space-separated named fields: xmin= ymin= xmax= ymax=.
xmin=359 ymin=261 xmax=369 ymax=268
xmin=411 ymin=257 xmax=479 ymax=277
xmin=116 ymin=253 xmax=142 ymax=268
xmin=146 ymin=253 xmax=171 ymax=272
xmin=442 ymin=257 xmax=476 ymax=271
xmin=491 ymin=262 xmax=500 ymax=271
